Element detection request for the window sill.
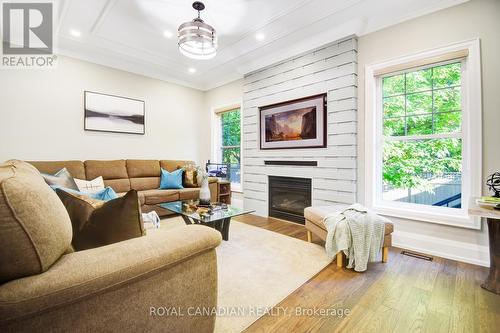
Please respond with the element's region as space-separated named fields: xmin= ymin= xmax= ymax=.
xmin=371 ymin=203 xmax=481 ymax=230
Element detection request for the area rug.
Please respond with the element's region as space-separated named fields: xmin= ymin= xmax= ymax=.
xmin=160 ymin=217 xmax=332 ymax=333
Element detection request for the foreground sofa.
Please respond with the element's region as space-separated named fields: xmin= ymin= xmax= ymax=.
xmin=29 ymin=159 xmax=219 ymax=216
xmin=0 ymin=160 xmax=222 ymax=332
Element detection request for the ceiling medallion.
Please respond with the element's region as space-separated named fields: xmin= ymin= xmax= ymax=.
xmin=178 ymin=1 xmax=217 ymax=60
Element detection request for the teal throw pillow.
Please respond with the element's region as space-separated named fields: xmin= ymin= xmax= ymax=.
xmin=160 ymin=168 xmax=184 ymax=189
xmin=51 ymin=185 xmax=118 ymax=201
xmin=93 ymin=187 xmax=119 ymax=201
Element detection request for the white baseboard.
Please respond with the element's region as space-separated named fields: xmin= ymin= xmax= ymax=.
xmin=392 ymin=230 xmax=490 ymax=267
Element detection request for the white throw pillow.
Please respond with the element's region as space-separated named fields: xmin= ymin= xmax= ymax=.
xmin=74 ymin=176 xmax=105 ymax=194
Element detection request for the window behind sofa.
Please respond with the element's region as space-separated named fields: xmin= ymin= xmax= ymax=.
xmin=215 ymin=107 xmax=241 ymax=188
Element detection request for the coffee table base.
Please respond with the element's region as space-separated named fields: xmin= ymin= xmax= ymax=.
xmin=181 ymin=215 xmax=231 ymax=241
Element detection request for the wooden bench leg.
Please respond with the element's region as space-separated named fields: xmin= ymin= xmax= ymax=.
xmin=382 ymin=247 xmax=389 ymax=263
xmin=306 ymin=230 xmax=312 ymax=243
xmin=336 ymin=252 xmax=344 ymax=268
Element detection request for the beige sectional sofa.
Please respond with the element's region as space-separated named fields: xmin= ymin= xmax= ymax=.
xmin=29 ymin=159 xmax=219 ymax=216
xmin=0 ymin=160 xmax=221 ymax=332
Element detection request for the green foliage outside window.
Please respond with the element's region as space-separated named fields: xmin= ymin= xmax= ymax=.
xmin=221 ymin=109 xmax=241 ymax=184
xmin=382 ymin=62 xmax=462 ymax=193
xmin=221 ymin=109 xmax=241 ymax=165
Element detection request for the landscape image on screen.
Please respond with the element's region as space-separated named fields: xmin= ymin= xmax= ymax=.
xmin=265 ymin=107 xmax=317 ymax=142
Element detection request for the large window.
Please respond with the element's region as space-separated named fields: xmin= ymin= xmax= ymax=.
xmin=219 ymin=108 xmax=241 ymax=185
xmin=365 ymin=40 xmax=482 ymax=228
xmin=382 ymin=62 xmax=463 ymax=208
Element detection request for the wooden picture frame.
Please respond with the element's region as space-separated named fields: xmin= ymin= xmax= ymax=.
xmin=259 ymin=93 xmax=327 ymax=150
xmin=84 ymin=91 xmax=145 ymax=135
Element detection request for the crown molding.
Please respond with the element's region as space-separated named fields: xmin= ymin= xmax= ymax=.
xmin=55 ymin=0 xmax=470 ymax=92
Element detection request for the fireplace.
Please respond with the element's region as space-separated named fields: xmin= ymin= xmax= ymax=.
xmin=268 ymin=176 xmax=312 ymax=224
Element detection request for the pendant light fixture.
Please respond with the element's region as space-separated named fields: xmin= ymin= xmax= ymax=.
xmin=178 ymin=1 xmax=217 ymax=60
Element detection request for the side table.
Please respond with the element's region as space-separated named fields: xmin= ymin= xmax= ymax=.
xmin=469 ymin=198 xmax=500 ymax=294
xmin=217 ymin=180 xmax=231 ymax=204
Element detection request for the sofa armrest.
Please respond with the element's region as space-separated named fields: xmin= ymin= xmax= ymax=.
xmin=0 ymin=225 xmax=222 ymax=326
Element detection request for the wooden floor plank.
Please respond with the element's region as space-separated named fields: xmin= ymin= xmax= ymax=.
xmin=427 ymin=258 xmax=457 ymax=316
xmin=233 ymin=214 xmax=498 ymax=333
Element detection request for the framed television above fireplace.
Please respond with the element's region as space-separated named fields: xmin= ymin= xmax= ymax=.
xmin=259 ymin=93 xmax=327 ymax=150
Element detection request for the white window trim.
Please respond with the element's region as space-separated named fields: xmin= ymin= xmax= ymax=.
xmin=364 ymin=38 xmax=482 ymax=229
xmin=211 ymin=103 xmax=243 ymax=192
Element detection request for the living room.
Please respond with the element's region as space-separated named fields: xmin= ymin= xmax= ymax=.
xmin=0 ymin=0 xmax=499 ymax=332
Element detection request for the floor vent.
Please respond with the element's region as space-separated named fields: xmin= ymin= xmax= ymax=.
xmin=401 ymin=251 xmax=433 ymax=261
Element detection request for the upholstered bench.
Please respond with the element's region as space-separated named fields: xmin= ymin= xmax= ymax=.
xmin=304 ymin=206 xmax=394 ymax=267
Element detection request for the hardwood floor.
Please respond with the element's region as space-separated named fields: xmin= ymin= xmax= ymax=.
xmin=233 ymin=214 xmax=500 ymax=333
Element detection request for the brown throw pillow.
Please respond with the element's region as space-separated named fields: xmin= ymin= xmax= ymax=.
xmin=183 ymin=164 xmax=198 ymax=188
xmin=42 ymin=167 xmax=79 ymax=190
xmin=56 ymin=189 xmax=145 ymax=251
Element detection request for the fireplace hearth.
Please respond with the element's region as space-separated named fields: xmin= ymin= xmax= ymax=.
xmin=268 ymin=176 xmax=312 ymax=224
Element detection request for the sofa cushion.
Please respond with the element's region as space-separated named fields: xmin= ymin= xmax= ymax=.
xmin=160 ymin=160 xmax=193 ymax=173
xmin=127 ymin=160 xmax=161 ymax=191
xmin=41 ymin=168 xmax=79 ymax=190
xmin=28 ymin=161 xmax=86 ymax=180
xmin=102 ymin=179 xmax=131 ymax=193
xmin=85 ymin=160 xmax=128 ymax=179
xmin=118 ymin=191 xmax=145 ymax=206
xmin=85 ymin=160 xmax=131 ymax=193
xmin=130 ymin=177 xmax=161 ymax=191
xmin=141 ymin=189 xmax=179 ymax=205
xmin=126 ymin=160 xmax=160 ymax=178
xmin=56 ymin=189 xmax=144 ymax=251
xmin=0 ymin=160 xmax=72 ymax=283
xmin=179 ymin=188 xmax=200 ymax=200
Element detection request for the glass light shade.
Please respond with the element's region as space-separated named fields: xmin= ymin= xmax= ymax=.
xmin=178 ymin=19 xmax=217 ymax=60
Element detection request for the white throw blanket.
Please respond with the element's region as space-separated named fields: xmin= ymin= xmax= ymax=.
xmin=323 ymin=204 xmax=388 ymax=272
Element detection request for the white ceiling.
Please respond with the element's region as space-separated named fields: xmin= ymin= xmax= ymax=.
xmin=56 ymin=0 xmax=469 ymax=90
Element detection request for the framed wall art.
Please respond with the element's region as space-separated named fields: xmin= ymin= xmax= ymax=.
xmin=84 ymin=91 xmax=145 ymax=135
xmin=259 ymin=93 xmax=327 ymax=149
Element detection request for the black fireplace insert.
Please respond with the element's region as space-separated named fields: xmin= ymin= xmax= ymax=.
xmin=268 ymin=176 xmax=312 ymax=224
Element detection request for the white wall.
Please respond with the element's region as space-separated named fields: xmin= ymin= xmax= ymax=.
xmin=203 ymin=79 xmax=243 ymax=111
xmin=203 ymin=79 xmax=244 ymax=163
xmin=357 ymin=0 xmax=500 ymax=266
xmin=0 ymin=56 xmax=206 ymax=164
xmin=241 ymin=38 xmax=358 ymax=216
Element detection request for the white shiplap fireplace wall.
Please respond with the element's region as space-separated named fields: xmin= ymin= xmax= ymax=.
xmin=242 ymin=37 xmax=358 ymax=217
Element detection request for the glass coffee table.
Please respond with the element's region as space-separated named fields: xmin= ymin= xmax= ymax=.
xmin=158 ymin=200 xmax=254 ymax=241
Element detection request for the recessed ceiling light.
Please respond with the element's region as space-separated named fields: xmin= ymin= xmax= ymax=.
xmin=70 ymin=29 xmax=81 ymax=37
xmin=163 ymin=30 xmax=173 ymax=38
xmin=255 ymin=33 xmax=265 ymax=41
xmin=188 ymin=67 xmax=196 ymax=74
